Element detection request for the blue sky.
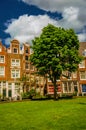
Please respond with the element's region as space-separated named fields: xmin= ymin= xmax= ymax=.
xmin=0 ymin=0 xmax=86 ymax=46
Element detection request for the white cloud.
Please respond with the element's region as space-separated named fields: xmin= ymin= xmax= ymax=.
xmin=5 ymin=14 xmax=58 ymax=45
xmin=20 ymin=0 xmax=86 ymax=37
xmin=5 ymin=0 xmax=86 ymax=44
xmin=59 ymin=7 xmax=83 ymax=32
xmin=5 ymin=8 xmax=86 ymax=45
xmin=21 ymin=0 xmax=85 ymax=12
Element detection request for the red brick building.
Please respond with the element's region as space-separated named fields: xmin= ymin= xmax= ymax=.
xmin=0 ymin=39 xmax=44 ymax=99
xmin=0 ymin=40 xmax=86 ymax=99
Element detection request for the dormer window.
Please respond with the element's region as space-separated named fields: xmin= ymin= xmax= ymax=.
xmin=13 ymin=48 xmax=18 ymax=54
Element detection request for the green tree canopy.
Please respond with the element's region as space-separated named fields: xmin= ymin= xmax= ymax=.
xmin=30 ymin=24 xmax=82 ymax=100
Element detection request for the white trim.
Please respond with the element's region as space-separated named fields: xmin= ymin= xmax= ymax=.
xmin=11 ymin=59 xmax=20 ymax=67
xmin=11 ymin=69 xmax=20 ymax=78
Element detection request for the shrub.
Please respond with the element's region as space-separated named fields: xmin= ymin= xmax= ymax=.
xmin=22 ymin=89 xmax=36 ymax=99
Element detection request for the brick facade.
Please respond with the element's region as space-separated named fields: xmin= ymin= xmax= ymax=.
xmin=0 ymin=40 xmax=86 ymax=99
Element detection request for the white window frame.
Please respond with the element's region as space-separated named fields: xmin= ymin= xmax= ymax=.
xmin=11 ymin=59 xmax=20 ymax=67
xmin=80 ymin=71 xmax=86 ymax=80
xmin=0 ymin=66 xmax=5 ymax=76
xmin=11 ymin=69 xmax=20 ymax=78
xmin=63 ymin=82 xmax=72 ymax=93
xmin=0 ymin=55 xmax=5 ymax=63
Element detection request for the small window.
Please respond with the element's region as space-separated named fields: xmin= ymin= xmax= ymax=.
xmin=80 ymin=71 xmax=86 ymax=79
xmin=0 ymin=56 xmax=4 ymax=63
xmin=13 ymin=48 xmax=18 ymax=54
xmin=0 ymin=66 xmax=5 ymax=76
xmin=25 ymin=63 xmax=29 ymax=69
xmin=63 ymin=82 xmax=67 ymax=92
xmin=25 ymin=49 xmax=28 ymax=53
xmin=3 ymin=81 xmax=6 ymax=87
xmin=8 ymin=83 xmax=12 ymax=89
xmin=25 ymin=56 xmax=28 ymax=61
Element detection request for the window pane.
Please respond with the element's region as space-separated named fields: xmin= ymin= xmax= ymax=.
xmin=25 ymin=56 xmax=28 ymax=61
xmin=25 ymin=49 xmax=28 ymax=53
xmin=0 ymin=56 xmax=4 ymax=63
xmin=80 ymin=71 xmax=86 ymax=79
xmin=13 ymin=48 xmax=18 ymax=53
xmin=63 ymin=82 xmax=67 ymax=92
xmin=0 ymin=66 xmax=5 ymax=76
xmin=11 ymin=69 xmax=20 ymax=78
xmin=11 ymin=59 xmax=20 ymax=66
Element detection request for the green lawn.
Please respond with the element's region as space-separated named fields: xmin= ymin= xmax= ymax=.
xmin=0 ymin=98 xmax=86 ymax=130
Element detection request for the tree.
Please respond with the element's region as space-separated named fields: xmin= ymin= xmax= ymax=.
xmin=30 ymin=24 xmax=82 ymax=100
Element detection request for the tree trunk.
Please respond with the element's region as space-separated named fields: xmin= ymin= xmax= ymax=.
xmin=53 ymin=78 xmax=57 ymax=100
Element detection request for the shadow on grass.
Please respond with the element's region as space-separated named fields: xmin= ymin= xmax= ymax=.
xmin=78 ymin=102 xmax=86 ymax=105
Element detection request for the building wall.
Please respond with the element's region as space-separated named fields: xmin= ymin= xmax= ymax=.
xmin=0 ymin=40 xmax=86 ymax=99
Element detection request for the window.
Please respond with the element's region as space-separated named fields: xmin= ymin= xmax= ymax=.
xmin=0 ymin=56 xmax=4 ymax=63
xmin=80 ymin=71 xmax=86 ymax=79
xmin=68 ymin=82 xmax=72 ymax=92
xmin=73 ymin=81 xmax=78 ymax=92
xmin=11 ymin=69 xmax=20 ymax=78
xmin=25 ymin=49 xmax=28 ymax=53
xmin=79 ymin=60 xmax=85 ymax=68
xmin=82 ymin=84 xmax=86 ymax=92
xmin=25 ymin=56 xmax=28 ymax=61
xmin=11 ymin=59 xmax=20 ymax=66
xmin=8 ymin=83 xmax=12 ymax=89
xmin=15 ymin=83 xmax=20 ymax=94
xmin=0 ymin=66 xmax=5 ymax=76
xmin=63 ymin=82 xmax=67 ymax=92
xmin=25 ymin=63 xmax=29 ymax=69
xmin=72 ymin=72 xmax=77 ymax=78
xmin=63 ymin=82 xmax=72 ymax=93
xmin=13 ymin=48 xmax=18 ymax=54
xmin=3 ymin=81 xmax=6 ymax=87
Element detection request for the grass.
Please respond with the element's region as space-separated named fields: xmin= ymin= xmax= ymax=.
xmin=0 ymin=98 xmax=86 ymax=130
